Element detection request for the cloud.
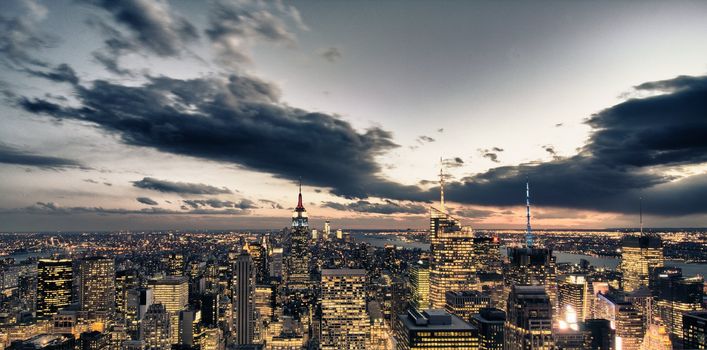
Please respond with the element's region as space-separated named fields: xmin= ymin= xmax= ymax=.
xmin=136 ymin=197 xmax=158 ymax=205
xmin=318 ymin=47 xmax=342 ymax=62
xmin=206 ymin=0 xmax=300 ymax=66
xmin=416 ymin=135 xmax=435 ymax=144
xmin=0 ymin=143 xmax=83 ymax=169
xmin=23 ymin=63 xmax=79 ymax=85
xmin=132 ymin=177 xmax=232 ymax=195
xmin=442 ymin=74 xmax=707 ymax=215
xmin=3 ymin=202 xmax=248 ymax=216
xmin=182 ymin=198 xmax=257 ymax=210
xmin=18 ymin=72 xmax=431 ymax=202
xmin=259 ymin=199 xmax=284 ymax=209
xmin=453 ymin=208 xmax=495 ymax=219
xmin=0 ymin=0 xmax=53 ymax=69
xmin=542 ymin=145 xmax=561 ymax=160
xmin=322 ymin=200 xmax=427 ymax=215
xmin=478 ymin=148 xmax=503 ymax=163
xmin=442 ymin=157 xmax=464 ymax=168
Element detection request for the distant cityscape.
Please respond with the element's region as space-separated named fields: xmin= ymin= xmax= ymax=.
xmin=0 ymin=181 xmax=705 ymax=350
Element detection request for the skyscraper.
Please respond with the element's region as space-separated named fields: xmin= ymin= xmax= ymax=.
xmin=583 ymin=319 xmax=614 ymax=350
xmin=321 ymin=269 xmax=369 ymax=350
xmin=166 ymin=253 xmax=184 ymax=277
xmin=141 ymin=303 xmax=171 ymax=350
xmin=558 ymin=274 xmax=589 ymax=322
xmin=504 ymin=285 xmax=553 ymax=350
xmin=323 ymin=220 xmax=331 ymax=240
xmin=445 ymin=290 xmax=491 ymax=321
xmin=682 ymin=311 xmax=707 ymax=350
xmin=395 ymin=309 xmax=479 ymax=350
xmin=594 ymin=292 xmax=644 ymax=350
xmin=37 ymin=258 xmax=73 ymax=320
xmin=233 ymin=251 xmax=255 ymax=345
xmin=269 ymin=247 xmax=283 ymax=280
xmin=116 ymin=269 xmax=138 ymax=321
xmin=652 ymin=270 xmax=703 ymax=342
xmin=148 ymin=276 xmax=189 ymax=344
xmin=470 ymin=308 xmax=505 ymax=350
xmin=79 ymin=256 xmax=116 ymax=317
xmin=620 ymin=235 xmax=664 ymax=293
xmin=285 ymin=183 xmax=311 ymax=291
xmin=409 ymin=260 xmax=429 ymax=310
xmin=245 ymin=242 xmax=268 ymax=284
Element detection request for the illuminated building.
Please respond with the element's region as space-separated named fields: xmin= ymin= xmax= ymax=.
xmin=198 ymin=328 xmax=223 ymax=350
xmin=683 ymin=311 xmax=707 ymax=350
xmin=80 ymin=331 xmax=109 ymax=350
xmin=336 ymin=229 xmax=343 ymax=240
xmin=323 ymin=221 xmax=331 ymax=240
xmin=594 ymin=292 xmax=644 ymax=350
xmin=444 ymin=290 xmax=491 ymax=321
xmin=311 ymin=229 xmax=318 ymax=240
xmin=79 ymin=256 xmax=115 ymax=318
xmin=37 ymin=259 xmax=73 ymax=320
xmin=558 ymin=274 xmax=589 ymax=322
xmin=620 ymin=235 xmax=664 ymax=293
xmin=472 ymin=236 xmax=501 ymax=274
xmin=177 ymin=309 xmax=197 ymax=347
xmin=285 ymin=184 xmax=310 ymax=291
xmin=200 ymin=293 xmax=219 ymax=328
xmin=245 ymin=243 xmax=268 ymax=284
xmin=584 ymin=319 xmax=614 ymax=350
xmin=409 ymin=260 xmax=429 ymax=309
xmin=116 ymin=269 xmax=138 ymax=321
xmin=504 ymin=286 xmax=553 ymax=350
xmin=429 ymin=173 xmax=476 ymax=309
xmin=553 ymin=327 xmax=589 ymax=350
xmin=368 ymin=301 xmax=393 ymax=350
xmin=640 ymin=323 xmax=672 ymax=350
xmin=141 ymin=304 xmax=171 ymax=350
xmin=321 ymin=269 xmax=369 ymax=350
xmin=233 ymin=251 xmax=255 ymax=345
xmin=395 ymin=309 xmax=479 ymax=350
xmin=470 ymin=307 xmax=505 ymax=350
xmin=653 ymin=272 xmax=703 ymax=342
xmin=148 ymin=276 xmax=188 ymax=344
xmin=122 ymin=340 xmax=145 ymax=350
xmin=166 ymin=253 xmax=184 ymax=277
xmin=268 ymin=248 xmax=283 ymax=280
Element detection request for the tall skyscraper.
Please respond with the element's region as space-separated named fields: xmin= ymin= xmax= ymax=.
xmin=321 ymin=269 xmax=369 ymax=350
xmin=285 ymin=183 xmax=311 ymax=291
xmin=200 ymin=293 xmax=219 ymax=328
xmin=148 ymin=276 xmax=189 ymax=344
xmin=79 ymin=256 xmax=116 ymax=317
xmin=141 ymin=303 xmax=171 ymax=350
xmin=116 ymin=269 xmax=138 ymax=320
xmin=409 ymin=260 xmax=430 ymax=310
xmin=682 ymin=311 xmax=707 ymax=350
xmin=620 ymin=234 xmax=664 ymax=293
xmin=470 ymin=308 xmax=505 ymax=350
xmin=36 ymin=258 xmax=73 ymax=320
xmin=504 ymin=285 xmax=553 ymax=350
xmin=652 ymin=269 xmax=703 ymax=342
xmin=445 ymin=290 xmax=491 ymax=321
xmin=594 ymin=291 xmax=644 ymax=350
xmin=323 ymin=220 xmax=331 ymax=240
xmin=233 ymin=251 xmax=255 ymax=345
xmin=583 ymin=319 xmax=614 ymax=350
xmin=166 ymin=253 xmax=184 ymax=277
xmin=245 ymin=242 xmax=268 ymax=284
xmin=395 ymin=309 xmax=479 ymax=350
xmin=472 ymin=236 xmax=502 ymax=275
xmin=269 ymin=247 xmax=283 ymax=280
xmin=558 ymin=274 xmax=589 ymax=322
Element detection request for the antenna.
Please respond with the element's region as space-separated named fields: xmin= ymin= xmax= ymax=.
xmin=639 ymin=196 xmax=643 ymax=237
xmin=439 ymin=157 xmax=445 ymax=212
xmin=296 ymin=178 xmax=303 ymax=209
xmin=526 ymin=179 xmax=534 ymax=248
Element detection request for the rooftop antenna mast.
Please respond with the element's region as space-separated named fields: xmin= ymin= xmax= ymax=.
xmin=439 ymin=157 xmax=445 ymax=213
xmin=526 ymin=179 xmax=534 ymax=248
xmin=639 ymin=196 xmax=643 ymax=237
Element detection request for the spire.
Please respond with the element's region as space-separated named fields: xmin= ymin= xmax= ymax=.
xmin=296 ymin=178 xmax=304 ymax=210
xmin=526 ymin=179 xmax=534 ymax=248
xmin=639 ymin=196 xmax=643 ymax=237
xmin=439 ymin=157 xmax=445 ymax=212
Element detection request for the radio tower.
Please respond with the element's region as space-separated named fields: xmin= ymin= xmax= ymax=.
xmin=525 ymin=180 xmax=534 ymax=248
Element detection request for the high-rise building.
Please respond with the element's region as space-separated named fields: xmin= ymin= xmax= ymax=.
xmin=269 ymin=247 xmax=283 ymax=280
xmin=583 ymin=319 xmax=614 ymax=350
xmin=445 ymin=290 xmax=491 ymax=321
xmin=141 ymin=303 xmax=171 ymax=350
xmin=683 ymin=311 xmax=707 ymax=350
xmin=651 ymin=268 xmax=703 ymax=341
xmin=233 ymin=251 xmax=255 ymax=345
xmin=640 ymin=323 xmax=672 ymax=350
xmin=200 ymin=293 xmax=219 ymax=328
xmin=245 ymin=242 xmax=268 ymax=284
xmin=321 ymin=269 xmax=369 ymax=350
xmin=504 ymin=285 xmax=553 ymax=350
xmin=470 ymin=308 xmax=505 ymax=350
xmin=472 ymin=236 xmax=501 ymax=274
xmin=594 ymin=292 xmax=644 ymax=350
xmin=286 ymin=184 xmax=310 ymax=291
xmin=116 ymin=269 xmax=139 ymax=320
xmin=395 ymin=309 xmax=479 ymax=350
xmin=409 ymin=260 xmax=429 ymax=310
xmin=620 ymin=235 xmax=664 ymax=293
xmin=37 ymin=258 xmax=73 ymax=320
xmin=79 ymin=256 xmax=116 ymax=317
xmin=166 ymin=253 xmax=184 ymax=277
xmin=558 ymin=274 xmax=589 ymax=322
xmin=368 ymin=301 xmax=392 ymax=350
xmin=323 ymin=221 xmax=331 ymax=240
xmin=148 ymin=276 xmax=189 ymax=344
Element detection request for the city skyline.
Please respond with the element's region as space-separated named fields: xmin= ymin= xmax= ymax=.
xmin=1 ymin=0 xmax=707 ymax=231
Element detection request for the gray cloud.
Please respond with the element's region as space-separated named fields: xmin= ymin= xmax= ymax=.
xmin=318 ymin=47 xmax=342 ymax=62
xmin=322 ymin=200 xmax=426 ymax=215
xmin=416 ymin=135 xmax=435 ymax=144
xmin=23 ymin=63 xmax=79 ymax=84
xmin=2 ymin=202 xmax=249 ymax=216
xmin=0 ymin=143 xmax=82 ymax=169
xmin=259 ymin=199 xmax=284 ymax=209
xmin=136 ymin=197 xmax=158 ymax=205
xmin=182 ymin=198 xmax=257 ymax=210
xmin=132 ymin=177 xmax=232 ymax=195
xmin=0 ymin=0 xmax=53 ymax=69
xmin=478 ymin=148 xmax=503 ymax=163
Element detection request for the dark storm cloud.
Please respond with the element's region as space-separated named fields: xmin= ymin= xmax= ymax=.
xmin=80 ymin=0 xmax=199 ymax=57
xmin=132 ymin=177 xmax=232 ymax=195
xmin=322 ymin=200 xmax=426 ymax=215
xmin=18 ymin=72 xmax=430 ymax=202
xmin=0 ymin=143 xmax=82 ymax=169
xmin=2 ymin=202 xmax=249 ymax=216
xmin=318 ymin=47 xmax=342 ymax=62
xmin=182 ymin=199 xmax=257 ymax=210
xmin=478 ymin=148 xmax=503 ymax=163
xmin=0 ymin=0 xmax=52 ymax=69
xmin=136 ymin=197 xmax=158 ymax=205
xmin=453 ymin=208 xmax=495 ymax=219
xmin=542 ymin=145 xmax=560 ymax=160
xmin=444 ymin=74 xmax=707 ymax=215
xmin=23 ymin=64 xmax=79 ymax=84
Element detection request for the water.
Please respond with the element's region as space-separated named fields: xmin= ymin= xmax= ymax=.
xmin=352 ymin=232 xmax=707 ymax=278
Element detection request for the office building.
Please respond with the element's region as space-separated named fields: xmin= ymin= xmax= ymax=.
xmin=166 ymin=253 xmax=184 ymax=277
xmin=79 ymin=256 xmax=116 ymax=317
xmin=116 ymin=269 xmax=138 ymax=320
xmin=321 ymin=269 xmax=369 ymax=350
xmin=445 ymin=290 xmax=491 ymax=321
xmin=683 ymin=311 xmax=707 ymax=350
xmin=141 ymin=304 xmax=171 ymax=350
xmin=324 ymin=221 xmax=331 ymax=240
xmin=652 ymin=269 xmax=703 ymax=341
xmin=233 ymin=251 xmax=255 ymax=345
xmin=640 ymin=323 xmax=672 ymax=350
xmin=245 ymin=242 xmax=268 ymax=284
xmin=620 ymin=235 xmax=664 ymax=293
xmin=37 ymin=259 xmax=73 ymax=320
xmin=200 ymin=293 xmax=219 ymax=328
xmin=470 ymin=308 xmax=504 ymax=350
xmin=558 ymin=274 xmax=589 ymax=322
xmin=395 ymin=309 xmax=478 ymax=350
xmin=285 ymin=184 xmax=311 ymax=291
xmin=269 ymin=248 xmax=283 ymax=280
xmin=594 ymin=292 xmax=644 ymax=350
xmin=584 ymin=319 xmax=614 ymax=350
xmin=409 ymin=260 xmax=429 ymax=310
xmin=472 ymin=236 xmax=501 ymax=274
xmin=504 ymin=286 xmax=553 ymax=350
xmin=148 ymin=277 xmax=188 ymax=344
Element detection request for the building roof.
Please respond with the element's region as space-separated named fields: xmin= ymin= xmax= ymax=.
xmin=321 ymin=268 xmax=366 ymax=276
xmin=399 ymin=309 xmax=476 ymax=331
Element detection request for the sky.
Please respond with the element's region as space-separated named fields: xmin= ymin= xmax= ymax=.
xmin=1 ymin=0 xmax=707 ymax=231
